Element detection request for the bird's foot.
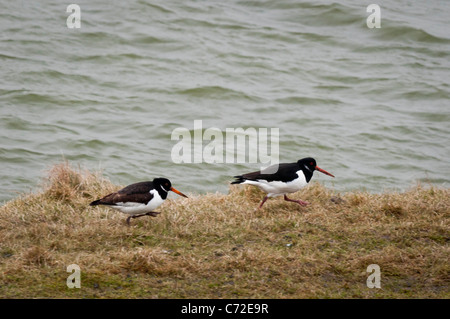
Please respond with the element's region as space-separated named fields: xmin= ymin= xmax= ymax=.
xmin=296 ymin=200 xmax=309 ymax=206
xmin=126 ymin=216 xmax=132 ymax=226
xmin=126 ymin=212 xmax=161 ymax=225
xmin=145 ymin=211 xmax=160 ymax=217
xmin=258 ymin=196 xmax=269 ymax=209
xmin=284 ymin=195 xmax=309 ymax=206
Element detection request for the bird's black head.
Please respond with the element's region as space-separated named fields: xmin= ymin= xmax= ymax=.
xmin=297 ymin=157 xmax=335 ymax=179
xmin=153 ymin=177 xmax=188 ymax=198
xmin=297 ymin=158 xmax=317 ymax=181
xmin=153 ymin=178 xmax=172 ymax=194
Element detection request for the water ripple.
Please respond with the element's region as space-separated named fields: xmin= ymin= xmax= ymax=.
xmin=0 ymin=0 xmax=449 ymax=202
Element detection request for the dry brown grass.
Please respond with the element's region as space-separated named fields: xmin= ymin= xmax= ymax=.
xmin=0 ymin=161 xmax=448 ymax=298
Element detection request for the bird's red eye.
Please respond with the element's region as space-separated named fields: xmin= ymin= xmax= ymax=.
xmin=310 ymin=162 xmax=313 ymax=165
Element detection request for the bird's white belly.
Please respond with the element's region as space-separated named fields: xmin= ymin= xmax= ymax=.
xmin=112 ymin=189 xmax=165 ymax=215
xmin=243 ymin=170 xmax=307 ymax=197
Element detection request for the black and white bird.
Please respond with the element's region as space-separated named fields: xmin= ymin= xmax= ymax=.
xmin=90 ymin=178 xmax=188 ymax=225
xmin=231 ymin=157 xmax=334 ymax=209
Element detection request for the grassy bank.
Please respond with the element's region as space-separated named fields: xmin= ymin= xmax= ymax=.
xmin=0 ymin=162 xmax=448 ymax=298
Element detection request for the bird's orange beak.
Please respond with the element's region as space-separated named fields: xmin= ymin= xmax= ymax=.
xmin=170 ymin=187 xmax=188 ymax=198
xmin=315 ymin=166 xmax=335 ymax=178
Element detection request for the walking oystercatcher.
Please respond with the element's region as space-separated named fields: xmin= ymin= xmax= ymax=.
xmin=231 ymin=157 xmax=334 ymax=209
xmin=90 ymin=178 xmax=188 ymax=225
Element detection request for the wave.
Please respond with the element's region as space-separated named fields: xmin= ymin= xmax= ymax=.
xmin=275 ymin=96 xmax=344 ymax=105
xmin=373 ymin=24 xmax=450 ymax=44
xmin=175 ymin=85 xmax=261 ymax=101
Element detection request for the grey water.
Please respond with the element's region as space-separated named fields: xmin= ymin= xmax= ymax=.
xmin=1 ymin=0 xmax=449 ymax=203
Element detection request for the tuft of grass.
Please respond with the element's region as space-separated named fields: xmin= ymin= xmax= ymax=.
xmin=0 ymin=162 xmax=449 ymax=298
xmin=43 ymin=161 xmax=118 ymax=204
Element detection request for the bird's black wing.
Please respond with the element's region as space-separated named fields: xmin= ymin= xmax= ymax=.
xmin=90 ymin=181 xmax=154 ymax=206
xmin=232 ymin=162 xmax=300 ymax=183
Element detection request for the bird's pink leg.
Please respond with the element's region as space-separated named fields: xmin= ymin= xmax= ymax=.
xmin=258 ymin=196 xmax=269 ymax=209
xmin=284 ymin=195 xmax=309 ymax=206
xmin=126 ymin=212 xmax=161 ymax=225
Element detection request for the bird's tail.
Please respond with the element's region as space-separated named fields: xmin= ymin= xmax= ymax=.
xmin=89 ymin=199 xmax=101 ymax=206
xmin=90 ymin=199 xmax=115 ymax=206
xmin=231 ymin=175 xmax=245 ymax=184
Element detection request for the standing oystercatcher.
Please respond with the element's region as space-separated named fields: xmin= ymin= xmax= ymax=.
xmin=231 ymin=157 xmax=334 ymax=209
xmin=90 ymin=178 xmax=188 ymax=225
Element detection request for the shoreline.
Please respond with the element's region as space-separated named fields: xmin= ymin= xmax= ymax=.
xmin=0 ymin=162 xmax=448 ymax=298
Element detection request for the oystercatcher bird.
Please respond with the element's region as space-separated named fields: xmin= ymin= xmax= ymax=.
xmin=90 ymin=178 xmax=188 ymax=225
xmin=231 ymin=157 xmax=334 ymax=209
